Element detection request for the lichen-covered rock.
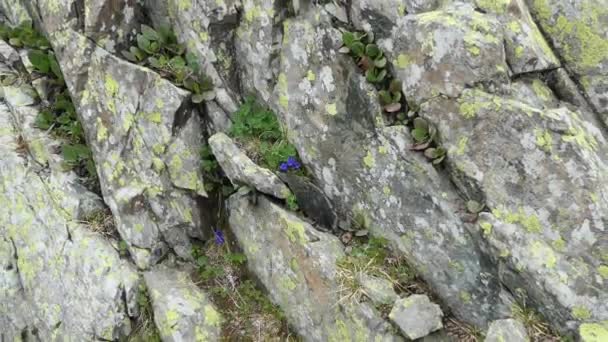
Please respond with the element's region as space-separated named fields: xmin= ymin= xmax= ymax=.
xmin=356 ymin=273 xmax=398 ymax=306
xmin=477 ymin=0 xmax=560 ymax=75
xmin=149 ymin=0 xmax=241 ymax=114
xmin=22 ymin=0 xmax=140 ymax=52
xmin=484 ymin=318 xmax=528 ymax=342
xmin=526 ymin=0 xmax=608 ymax=123
xmin=227 ymin=188 xmax=400 ymax=341
xmin=267 ymin=11 xmax=511 ymax=327
xmin=234 ymin=0 xmax=283 ymax=102
xmin=144 ymin=268 xmax=221 ymax=341
xmin=382 ymin=3 xmax=510 ymax=105
xmin=350 ymin=0 xmax=408 ymax=38
xmin=420 ymin=88 xmax=608 ymax=334
xmin=50 ymin=28 xmax=208 ymax=268
xmin=389 ymin=295 xmax=443 ymax=340
xmin=0 ymin=98 xmax=139 ymax=340
xmin=209 ymin=132 xmax=291 ymax=199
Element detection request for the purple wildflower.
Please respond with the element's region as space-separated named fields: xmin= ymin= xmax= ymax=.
xmin=213 ymin=229 xmax=225 ymax=245
xmin=286 ymin=156 xmax=301 ymax=170
xmin=279 ymin=162 xmax=289 ymax=172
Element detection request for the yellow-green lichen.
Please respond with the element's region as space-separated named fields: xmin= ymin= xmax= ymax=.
xmin=476 ymin=0 xmax=509 ymax=13
xmin=96 ymin=119 xmax=108 ymax=141
xmin=552 ymin=237 xmax=566 ymax=251
xmin=598 ymin=265 xmax=608 ymax=279
xmin=326 ymin=103 xmax=338 ymax=116
xmin=459 ymin=291 xmax=472 ymax=304
xmin=363 ymin=151 xmax=375 ymax=168
xmin=480 ymin=221 xmax=492 ymax=236
xmin=104 ymin=74 xmax=119 ymax=97
xmin=579 ymin=322 xmax=608 ymax=342
xmin=562 ymin=125 xmax=598 ymax=151
xmin=530 ymin=241 xmax=557 ymax=269
xmin=282 ymin=217 xmax=307 ymax=244
xmin=147 ymin=112 xmax=162 ymax=124
xmin=395 ymin=54 xmax=413 ymax=69
xmin=572 ymin=306 xmax=592 ymax=320
xmin=306 ymin=70 xmax=316 ymax=81
xmin=535 ymin=129 xmax=553 ymax=152
xmin=455 ymin=136 xmax=468 ymax=156
xmin=204 ymin=305 xmax=221 ymax=327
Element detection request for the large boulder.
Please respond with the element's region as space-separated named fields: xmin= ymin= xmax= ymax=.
xmin=265 ymin=10 xmax=512 ymax=328
xmin=420 ymin=88 xmax=608 ymax=334
xmin=227 ymin=189 xmax=400 ymax=341
xmin=0 ymin=85 xmax=139 ymax=340
xmin=49 ymin=29 xmax=208 ymax=268
xmin=476 ymin=0 xmax=560 ymax=75
xmin=381 ymin=3 xmax=510 ymax=105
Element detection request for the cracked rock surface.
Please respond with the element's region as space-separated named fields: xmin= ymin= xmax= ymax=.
xmin=1 ymin=0 xmax=607 ymax=340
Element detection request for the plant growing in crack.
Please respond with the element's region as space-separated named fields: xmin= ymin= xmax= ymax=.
xmin=122 ymin=24 xmax=215 ymax=103
xmin=340 ymin=29 xmax=450 ymax=165
xmin=2 ymin=22 xmax=98 ymax=188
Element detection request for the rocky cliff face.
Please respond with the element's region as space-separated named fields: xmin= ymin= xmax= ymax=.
xmin=1 ymin=0 xmax=607 ymax=341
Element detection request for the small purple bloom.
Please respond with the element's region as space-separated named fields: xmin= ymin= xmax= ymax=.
xmin=214 ymin=229 xmax=225 ymax=245
xmin=286 ymin=156 xmax=301 ymax=170
xmin=279 ymin=162 xmax=289 ymax=172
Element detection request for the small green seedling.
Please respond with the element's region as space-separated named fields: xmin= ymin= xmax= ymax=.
xmin=411 ymin=117 xmax=437 ymax=150
xmin=424 ymin=146 xmax=447 ymax=164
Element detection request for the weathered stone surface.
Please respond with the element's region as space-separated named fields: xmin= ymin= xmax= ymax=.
xmin=0 ymin=95 xmax=139 ymax=340
xmin=227 ymin=188 xmax=400 ymax=341
xmin=268 ymin=11 xmax=512 ymax=328
xmin=22 ymin=0 xmax=140 ymax=52
xmin=151 ymin=0 xmax=241 ymax=114
xmin=420 ymin=88 xmax=608 ymax=333
xmin=144 ymin=268 xmax=221 ymax=341
xmin=485 ymin=318 xmax=528 ymax=342
xmin=51 ymin=29 xmax=207 ymax=268
xmin=351 ymin=0 xmax=408 ymax=38
xmin=356 ymin=273 xmax=398 ymax=306
xmin=209 ymin=132 xmax=290 ymax=199
xmin=382 ymin=3 xmax=510 ymax=105
xmin=509 ymin=77 xmax=560 ymax=110
xmin=0 ymin=0 xmax=30 ymax=26
xmin=389 ymin=295 xmax=443 ymax=340
xmin=526 ymin=0 xmax=608 ymax=124
xmin=234 ymin=0 xmax=282 ymax=102
xmin=477 ymin=0 xmax=560 ymax=75
xmin=278 ymin=172 xmax=338 ymax=230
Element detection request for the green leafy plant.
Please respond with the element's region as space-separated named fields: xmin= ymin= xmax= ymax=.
xmin=122 ymin=24 xmax=214 ymax=103
xmin=229 ymin=97 xmax=300 ymax=171
xmin=0 ymin=21 xmax=50 ymax=50
xmin=340 ymin=29 xmax=450 ymax=165
xmin=341 ymin=31 xmax=388 ymax=85
xmin=424 ymin=147 xmax=447 ymax=164
xmin=411 ymin=118 xmax=437 ymax=149
xmin=4 ymin=22 xmax=98 ymax=185
xmin=286 ymin=193 xmax=299 ymax=211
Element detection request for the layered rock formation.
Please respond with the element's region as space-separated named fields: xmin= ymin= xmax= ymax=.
xmin=1 ymin=0 xmax=607 ymax=341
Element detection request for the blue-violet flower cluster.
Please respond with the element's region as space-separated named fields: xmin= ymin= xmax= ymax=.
xmin=279 ymin=156 xmax=301 ymax=172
